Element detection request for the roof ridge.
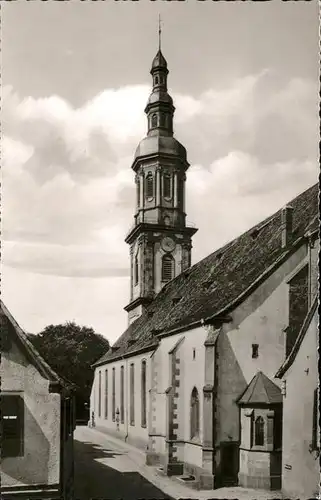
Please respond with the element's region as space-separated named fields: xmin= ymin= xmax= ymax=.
xmin=1 ymin=300 xmax=70 ymax=389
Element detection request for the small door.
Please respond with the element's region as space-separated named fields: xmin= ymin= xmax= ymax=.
xmin=220 ymin=442 xmax=239 ymax=486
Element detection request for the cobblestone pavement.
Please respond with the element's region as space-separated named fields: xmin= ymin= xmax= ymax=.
xmin=74 ymin=426 xmax=283 ymax=500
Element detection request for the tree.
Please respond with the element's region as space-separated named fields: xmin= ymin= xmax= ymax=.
xmin=28 ymin=322 xmax=110 ymax=420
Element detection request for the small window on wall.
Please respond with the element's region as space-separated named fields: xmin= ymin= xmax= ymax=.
xmin=145 ymin=173 xmax=154 ymax=199
xmin=254 ymin=416 xmax=264 ymax=446
xmin=2 ymin=394 xmax=24 ymax=458
xmin=252 ymin=344 xmax=259 ymax=359
xmin=163 ymin=174 xmax=171 ymax=199
xmin=155 ymin=76 xmax=159 ymax=85
xmin=162 ymin=254 xmax=174 ymax=282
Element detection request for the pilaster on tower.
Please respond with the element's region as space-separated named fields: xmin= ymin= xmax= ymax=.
xmin=124 ymin=43 xmax=198 ymax=325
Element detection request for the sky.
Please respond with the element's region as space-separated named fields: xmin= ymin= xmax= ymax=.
xmin=2 ymin=0 xmax=318 ymax=343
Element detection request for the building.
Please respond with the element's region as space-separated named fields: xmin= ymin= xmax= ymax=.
xmin=90 ymin=46 xmax=319 ymax=493
xmin=275 ymin=294 xmax=319 ymax=498
xmin=0 ymin=301 xmax=75 ymax=500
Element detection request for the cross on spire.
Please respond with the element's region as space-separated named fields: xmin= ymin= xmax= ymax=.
xmin=158 ymin=14 xmax=162 ymax=50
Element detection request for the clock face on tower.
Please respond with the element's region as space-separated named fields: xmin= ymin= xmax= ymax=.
xmin=161 ymin=236 xmax=176 ymax=253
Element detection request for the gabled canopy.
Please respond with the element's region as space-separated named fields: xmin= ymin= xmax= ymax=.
xmin=237 ymin=371 xmax=282 ymax=406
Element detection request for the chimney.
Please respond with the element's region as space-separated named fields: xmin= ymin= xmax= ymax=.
xmin=281 ymin=205 xmax=294 ymax=248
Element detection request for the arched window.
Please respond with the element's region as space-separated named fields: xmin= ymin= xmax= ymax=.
xmin=145 ymin=173 xmax=154 ymax=199
xmin=155 ymin=76 xmax=159 ymax=85
xmin=163 ymin=174 xmax=171 ymax=198
xmin=104 ymin=369 xmax=108 ymax=419
xmin=137 ymin=179 xmax=140 ymax=207
xmin=254 ymin=416 xmax=264 ymax=446
xmin=134 ymin=252 xmax=139 ymax=285
xmin=162 ymin=254 xmax=174 ymax=282
xmin=141 ymin=360 xmax=147 ymax=428
xmin=98 ymin=371 xmax=102 ymax=418
xmin=190 ymin=387 xmax=200 ymax=439
xmin=120 ymin=366 xmax=124 ymax=424
xmin=151 ymin=114 xmax=158 ymax=128
xmin=130 ymin=363 xmax=135 ymax=426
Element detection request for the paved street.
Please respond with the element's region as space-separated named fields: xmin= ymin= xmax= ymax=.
xmin=74 ymin=426 xmax=173 ymax=500
xmin=74 ymin=426 xmax=284 ymax=500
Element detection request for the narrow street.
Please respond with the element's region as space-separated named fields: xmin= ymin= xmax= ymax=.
xmin=74 ymin=426 xmax=173 ymax=500
xmin=74 ymin=426 xmax=284 ymax=500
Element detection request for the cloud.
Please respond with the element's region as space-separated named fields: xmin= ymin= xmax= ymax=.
xmin=2 ymin=71 xmax=318 ymax=278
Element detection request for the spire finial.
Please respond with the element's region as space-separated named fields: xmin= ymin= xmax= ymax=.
xmin=158 ymin=14 xmax=162 ymax=51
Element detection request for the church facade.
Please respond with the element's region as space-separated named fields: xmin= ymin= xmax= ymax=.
xmin=90 ymin=47 xmax=319 ymax=494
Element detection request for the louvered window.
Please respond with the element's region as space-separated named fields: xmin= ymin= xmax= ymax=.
xmin=145 ymin=174 xmax=154 ymax=199
xmin=162 ymin=255 xmax=174 ymax=282
xmin=163 ymin=174 xmax=171 ymax=198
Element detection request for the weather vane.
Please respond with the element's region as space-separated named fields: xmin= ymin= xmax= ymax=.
xmin=158 ymin=14 xmax=162 ymax=51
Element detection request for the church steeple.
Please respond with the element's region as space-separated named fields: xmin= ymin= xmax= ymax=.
xmin=124 ymin=34 xmax=198 ymax=325
xmin=145 ymin=43 xmax=174 ymax=138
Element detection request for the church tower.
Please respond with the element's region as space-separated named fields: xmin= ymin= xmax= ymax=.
xmin=124 ymin=40 xmax=198 ymax=324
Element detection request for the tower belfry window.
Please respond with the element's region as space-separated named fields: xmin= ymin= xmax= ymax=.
xmin=145 ymin=173 xmax=154 ymax=199
xmin=162 ymin=254 xmax=174 ymax=282
xmin=155 ymin=76 xmax=159 ymax=85
xmin=151 ymin=114 xmax=157 ymax=128
xmin=163 ymin=174 xmax=171 ymax=198
xmin=134 ymin=252 xmax=139 ymax=285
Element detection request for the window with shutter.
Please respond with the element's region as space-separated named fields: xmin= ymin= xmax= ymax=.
xmin=162 ymin=255 xmax=174 ymax=282
xmin=2 ymin=394 xmax=24 ymax=458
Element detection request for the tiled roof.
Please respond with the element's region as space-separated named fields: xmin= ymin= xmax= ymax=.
xmin=1 ymin=301 xmax=75 ymax=393
xmin=94 ymin=183 xmax=318 ymax=367
xmin=275 ymin=295 xmax=318 ymax=378
xmin=237 ymin=371 xmax=282 ymax=405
